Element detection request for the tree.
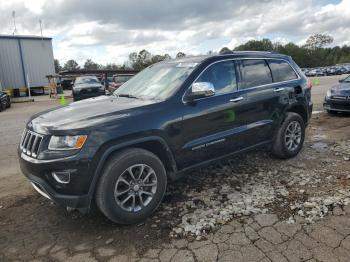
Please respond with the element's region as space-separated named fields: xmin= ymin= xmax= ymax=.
xmin=305 ymin=33 xmax=333 ymax=49
xmin=235 ymin=38 xmax=274 ymax=51
xmin=219 ymin=47 xmax=231 ymax=54
xmin=176 ymin=52 xmax=186 ymax=58
xmin=105 ymin=63 xmax=120 ymax=70
xmin=63 ymin=59 xmax=80 ymax=71
xmin=54 ymin=59 xmax=62 ymax=73
xmin=83 ymin=59 xmax=101 ymax=70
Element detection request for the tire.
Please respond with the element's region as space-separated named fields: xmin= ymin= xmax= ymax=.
xmin=0 ymin=100 xmax=5 ymax=112
xmin=95 ymin=148 xmax=167 ymax=224
xmin=271 ymin=112 xmax=305 ymax=159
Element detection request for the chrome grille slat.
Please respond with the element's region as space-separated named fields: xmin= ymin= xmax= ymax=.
xmin=20 ymin=130 xmax=44 ymax=158
xmin=22 ymin=132 xmax=31 ymax=151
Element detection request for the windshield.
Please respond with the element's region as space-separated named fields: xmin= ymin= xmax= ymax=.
xmin=75 ymin=77 xmax=99 ymax=84
xmin=114 ymin=62 xmax=197 ymax=100
xmin=114 ymin=75 xmax=133 ymax=83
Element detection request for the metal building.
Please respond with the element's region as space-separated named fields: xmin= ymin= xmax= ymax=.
xmin=0 ymin=35 xmax=55 ymax=94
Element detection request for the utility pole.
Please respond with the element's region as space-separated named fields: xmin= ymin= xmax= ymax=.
xmin=12 ymin=11 xmax=17 ymax=35
xmin=39 ymin=19 xmax=43 ymax=40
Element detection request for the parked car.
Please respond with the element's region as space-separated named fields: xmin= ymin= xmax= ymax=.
xmin=108 ymin=74 xmax=135 ymax=93
xmin=59 ymin=78 xmax=74 ymax=90
xmin=18 ymin=52 xmax=313 ymax=224
xmin=306 ymin=68 xmax=324 ymax=77
xmin=324 ymin=75 xmax=350 ymax=114
xmin=72 ymin=75 xmax=105 ymax=101
xmin=0 ymin=91 xmax=11 ymax=112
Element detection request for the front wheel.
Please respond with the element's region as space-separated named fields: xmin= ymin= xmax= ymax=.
xmin=271 ymin=112 xmax=305 ymax=159
xmin=95 ymin=148 xmax=167 ymax=224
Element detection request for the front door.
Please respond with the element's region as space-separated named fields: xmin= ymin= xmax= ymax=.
xmin=179 ymin=60 xmax=246 ymax=169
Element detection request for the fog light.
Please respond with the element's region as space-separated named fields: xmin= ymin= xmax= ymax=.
xmin=52 ymin=171 xmax=71 ymax=184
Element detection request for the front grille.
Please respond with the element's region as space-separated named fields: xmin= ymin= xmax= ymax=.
xmin=330 ymin=103 xmax=350 ymax=111
xmin=20 ymin=129 xmax=43 ymax=158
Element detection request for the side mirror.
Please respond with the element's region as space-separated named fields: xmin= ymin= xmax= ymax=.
xmin=185 ymin=82 xmax=215 ymax=101
xmin=339 ymin=79 xmax=344 ymax=83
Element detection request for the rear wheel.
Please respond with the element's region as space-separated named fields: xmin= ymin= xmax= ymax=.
xmin=95 ymin=148 xmax=167 ymax=224
xmin=271 ymin=112 xmax=305 ymax=159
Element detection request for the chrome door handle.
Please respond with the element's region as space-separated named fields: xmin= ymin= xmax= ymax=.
xmin=274 ymin=88 xmax=285 ymax=92
xmin=230 ymin=97 xmax=244 ymax=102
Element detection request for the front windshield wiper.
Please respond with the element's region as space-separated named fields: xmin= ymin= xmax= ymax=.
xmin=115 ymin=93 xmax=139 ymax=99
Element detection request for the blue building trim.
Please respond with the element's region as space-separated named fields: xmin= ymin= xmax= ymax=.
xmin=17 ymin=39 xmax=27 ymax=88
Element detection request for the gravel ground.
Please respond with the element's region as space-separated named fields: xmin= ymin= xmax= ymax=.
xmin=1 ymin=76 xmax=350 ymax=261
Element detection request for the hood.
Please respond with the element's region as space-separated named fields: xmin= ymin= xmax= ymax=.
xmin=73 ymin=83 xmax=103 ymax=89
xmin=330 ymin=83 xmax=350 ymax=96
xmin=30 ymin=95 xmax=156 ymax=134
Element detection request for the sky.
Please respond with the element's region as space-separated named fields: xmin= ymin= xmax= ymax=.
xmin=0 ymin=0 xmax=349 ymax=66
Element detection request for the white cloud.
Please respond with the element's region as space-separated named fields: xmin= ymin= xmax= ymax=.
xmin=0 ymin=0 xmax=349 ymax=65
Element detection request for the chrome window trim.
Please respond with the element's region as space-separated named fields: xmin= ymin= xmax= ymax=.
xmin=182 ymin=57 xmax=301 ymax=103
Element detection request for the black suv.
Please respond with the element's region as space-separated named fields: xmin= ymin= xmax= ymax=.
xmin=19 ymin=52 xmax=313 ymax=224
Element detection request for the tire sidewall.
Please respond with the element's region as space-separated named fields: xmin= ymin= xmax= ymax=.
xmin=99 ymin=151 xmax=167 ymax=224
xmin=279 ymin=114 xmax=305 ymax=158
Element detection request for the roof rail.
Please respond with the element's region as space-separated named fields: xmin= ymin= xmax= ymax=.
xmin=232 ymin=51 xmax=274 ymax=53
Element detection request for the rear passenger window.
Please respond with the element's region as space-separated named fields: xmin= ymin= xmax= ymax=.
xmin=238 ymin=60 xmax=272 ymax=89
xmin=268 ymin=59 xmax=298 ymax=82
xmin=196 ymin=61 xmax=237 ymax=95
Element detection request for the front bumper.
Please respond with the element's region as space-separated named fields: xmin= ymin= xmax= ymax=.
xmin=323 ymin=98 xmax=350 ymax=112
xmin=19 ymin=152 xmax=93 ymax=209
xmin=73 ymin=90 xmax=105 ymax=101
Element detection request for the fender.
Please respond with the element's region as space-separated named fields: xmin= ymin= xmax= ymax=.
xmin=86 ymin=136 xmax=177 ymax=208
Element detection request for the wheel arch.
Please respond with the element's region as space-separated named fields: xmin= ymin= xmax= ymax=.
xmin=87 ymin=136 xmax=177 ymax=208
xmin=286 ymin=104 xmax=308 ymax=124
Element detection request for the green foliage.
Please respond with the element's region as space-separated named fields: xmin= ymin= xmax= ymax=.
xmin=63 ymin=59 xmax=80 ymax=71
xmin=219 ymin=47 xmax=231 ymax=54
xmin=129 ymin=50 xmax=172 ymax=70
xmin=83 ymin=59 xmax=102 ymax=70
xmin=54 ymin=59 xmax=62 ymax=73
xmin=304 ymin=33 xmax=334 ymax=49
xmin=176 ymin=52 xmax=186 ymax=58
xmin=55 ymin=34 xmax=350 ymax=71
xmin=232 ymin=34 xmax=350 ymax=68
xmin=235 ymin=38 xmax=274 ymax=51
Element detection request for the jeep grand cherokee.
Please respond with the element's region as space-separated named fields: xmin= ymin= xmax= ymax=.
xmin=19 ymin=52 xmax=313 ymax=224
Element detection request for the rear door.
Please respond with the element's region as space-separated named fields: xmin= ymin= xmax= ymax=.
xmin=233 ymin=59 xmax=287 ymax=147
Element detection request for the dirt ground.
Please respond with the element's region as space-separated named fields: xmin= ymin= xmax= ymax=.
xmin=1 ymin=75 xmax=350 ymax=262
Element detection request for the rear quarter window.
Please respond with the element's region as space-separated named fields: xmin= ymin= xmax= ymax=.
xmin=267 ymin=59 xmax=298 ymax=82
xmin=238 ymin=59 xmax=272 ymax=89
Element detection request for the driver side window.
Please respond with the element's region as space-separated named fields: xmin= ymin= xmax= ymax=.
xmin=196 ymin=61 xmax=237 ymax=95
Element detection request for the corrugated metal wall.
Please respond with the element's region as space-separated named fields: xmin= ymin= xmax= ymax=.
xmin=0 ymin=38 xmax=25 ymax=89
xmin=0 ymin=37 xmax=55 ymax=90
xmin=21 ymin=39 xmax=55 ymax=87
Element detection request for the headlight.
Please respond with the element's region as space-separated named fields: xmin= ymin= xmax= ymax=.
xmin=326 ymin=90 xmax=332 ymax=98
xmin=48 ymin=135 xmax=87 ymax=150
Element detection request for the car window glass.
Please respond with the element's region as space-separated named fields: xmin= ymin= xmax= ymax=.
xmin=267 ymin=59 xmax=298 ymax=82
xmin=238 ymin=59 xmax=272 ymax=89
xmin=75 ymin=77 xmax=99 ymax=84
xmin=196 ymin=61 xmax=237 ymax=95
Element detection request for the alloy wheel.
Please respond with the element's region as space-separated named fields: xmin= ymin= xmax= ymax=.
xmin=114 ymin=164 xmax=157 ymax=212
xmin=284 ymin=121 xmax=302 ymax=151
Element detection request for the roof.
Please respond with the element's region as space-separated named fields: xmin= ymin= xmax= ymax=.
xmin=166 ymin=51 xmax=289 ymax=64
xmin=0 ymin=34 xmax=52 ymax=40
